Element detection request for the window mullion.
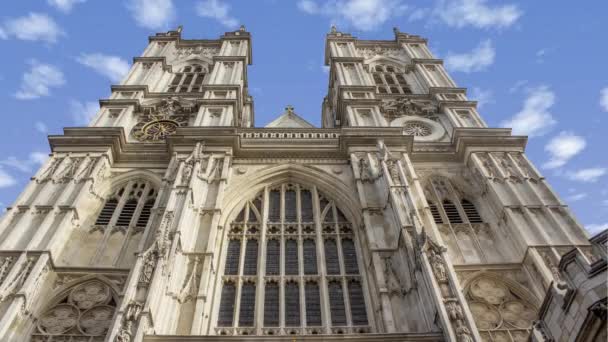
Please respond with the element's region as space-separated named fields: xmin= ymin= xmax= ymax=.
xmin=256 ymin=188 xmax=270 ymax=333
xmin=312 ymin=186 xmax=331 ymax=333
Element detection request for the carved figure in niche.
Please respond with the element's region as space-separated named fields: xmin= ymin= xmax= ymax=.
xmin=380 ymin=98 xmax=438 ymax=122
xmin=387 ymin=160 xmax=402 ymax=185
xmin=445 ymin=299 xmax=464 ymax=321
xmin=477 ymin=154 xmax=498 ymax=179
xmin=359 ymin=157 xmax=372 ymax=181
xmin=430 ymin=251 xmax=448 ymax=283
xmin=455 ymin=324 xmax=474 ymax=342
xmin=138 ymin=250 xmax=158 ymax=286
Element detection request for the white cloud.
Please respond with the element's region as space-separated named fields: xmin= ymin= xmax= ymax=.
xmin=35 ymin=121 xmax=49 ymax=133
xmin=15 ymin=61 xmax=65 ymax=100
xmin=0 ymin=13 xmax=64 ymax=44
xmin=297 ymin=0 xmax=408 ymax=31
xmin=444 ymin=39 xmax=495 ymax=73
xmin=500 ymin=86 xmax=556 ymax=137
xmin=600 ymin=87 xmax=608 ymax=112
xmin=433 ymin=0 xmax=522 ymax=29
xmin=0 ymin=169 xmax=17 ymax=188
xmin=127 ymin=0 xmax=176 ymax=30
xmin=567 ymin=168 xmax=607 ymax=183
xmin=70 ymin=100 xmax=99 ymax=125
xmin=509 ymin=80 xmax=528 ymax=93
xmin=566 ymin=193 xmax=587 ymax=202
xmin=48 ymin=0 xmax=86 ymax=13
xmin=543 ymin=132 xmax=586 ymax=169
xmin=0 ymin=152 xmax=48 ymax=174
xmin=196 ymin=0 xmax=239 ymax=28
xmin=470 ymin=87 xmax=493 ymax=109
xmin=585 ymin=223 xmax=608 ymax=236
xmin=76 ymin=53 xmax=129 ymax=83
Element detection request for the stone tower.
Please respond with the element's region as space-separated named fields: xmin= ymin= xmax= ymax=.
xmin=0 ymin=26 xmax=605 ymax=342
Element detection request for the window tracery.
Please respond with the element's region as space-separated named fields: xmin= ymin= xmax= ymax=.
xmin=167 ymin=64 xmax=206 ymax=93
xmin=217 ymin=183 xmax=369 ymax=335
xmin=372 ymin=64 xmax=412 ymax=95
xmin=31 ymin=280 xmax=118 ymax=342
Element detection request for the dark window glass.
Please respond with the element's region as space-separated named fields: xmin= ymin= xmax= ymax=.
xmin=348 ymin=281 xmax=368 ymax=325
xmin=183 ymin=66 xmax=192 ymax=72
xmin=193 ymin=65 xmax=203 ymax=72
xmin=247 ymin=207 xmax=257 ymax=222
xmin=374 ymin=65 xmax=383 ymax=72
xmin=285 ymin=190 xmax=297 ymax=222
xmin=301 ymin=190 xmax=313 ymax=222
xmin=183 ymin=74 xmax=193 ymax=86
xmin=336 ymin=208 xmax=347 ymax=222
xmin=325 ymin=239 xmax=340 ymax=275
xmin=390 ymin=86 xmax=400 ymax=94
xmin=224 ymin=239 xmax=241 ymax=275
xmin=305 ymin=282 xmax=322 ymax=326
xmin=324 ymin=206 xmax=335 ymax=223
xmin=243 ymin=239 xmax=258 ymax=275
xmin=329 ymin=281 xmax=346 ymax=325
xmin=303 ymin=239 xmax=317 ymax=275
xmin=116 ymin=199 xmax=138 ymax=226
xmin=378 ymin=87 xmax=388 ymax=94
xmin=443 ymin=200 xmax=463 ymax=224
xmin=171 ymin=74 xmax=182 ymax=85
xmin=373 ymin=74 xmax=383 ymax=85
xmin=266 ymin=239 xmax=280 ymax=275
xmin=268 ymin=190 xmax=281 ymax=222
xmin=429 ymin=201 xmax=443 ymax=224
xmin=235 ymin=208 xmax=245 ymax=222
xmin=342 ymin=239 xmax=359 ymax=274
xmin=264 ymin=282 xmax=279 ymax=326
xmin=386 ymin=65 xmax=395 ymax=72
xmin=285 ymin=282 xmax=300 ymax=326
xmin=95 ymin=198 xmax=118 ymax=225
xmin=386 ymin=75 xmax=396 ymax=84
xmin=218 ymin=282 xmax=236 ymax=326
xmin=239 ymin=282 xmax=256 ymax=326
xmin=285 ymin=239 xmax=299 ymax=275
xmin=462 ymin=199 xmax=482 ymax=223
xmin=135 ymin=199 xmax=154 ymax=227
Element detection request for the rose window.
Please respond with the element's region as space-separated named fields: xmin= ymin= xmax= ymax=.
xmin=32 ymin=280 xmax=117 ymax=342
xmin=403 ymin=121 xmax=432 ymax=136
xmin=132 ymin=115 xmax=188 ymax=142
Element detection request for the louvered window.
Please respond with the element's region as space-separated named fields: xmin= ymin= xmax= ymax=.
xmin=224 ymin=239 xmax=241 ymax=275
xmin=243 ymin=239 xmax=258 ymax=275
xmin=303 ymin=239 xmax=317 ymax=275
xmin=285 ymin=239 xmax=299 ymax=275
xmin=285 ymin=281 xmax=300 ymax=326
xmin=342 ymin=239 xmax=359 ymax=274
xmin=266 ymin=239 xmax=280 ymax=275
xmin=95 ymin=198 xmax=118 ymax=225
xmin=372 ymin=64 xmax=412 ymax=95
xmin=329 ymin=281 xmax=346 ymax=325
xmin=348 ymin=280 xmax=368 ymax=325
xmin=443 ymin=200 xmax=463 ymax=224
xmin=135 ymin=199 xmax=154 ymax=227
xmin=264 ymin=282 xmax=279 ymax=326
xmin=325 ymin=239 xmax=340 ymax=275
xmin=218 ymin=282 xmax=236 ymax=326
xmin=305 ymin=282 xmax=322 ymax=326
xmin=167 ymin=64 xmax=206 ymax=93
xmin=429 ymin=201 xmax=443 ymax=224
xmin=462 ymin=199 xmax=482 ymax=223
xmin=239 ymin=282 xmax=256 ymax=326
xmin=116 ymin=199 xmax=138 ymax=226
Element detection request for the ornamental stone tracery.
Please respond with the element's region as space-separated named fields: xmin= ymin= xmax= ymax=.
xmin=32 ymin=280 xmax=117 ymax=341
xmin=131 ymin=97 xmax=196 ymax=142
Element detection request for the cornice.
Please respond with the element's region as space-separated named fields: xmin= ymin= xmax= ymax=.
xmin=428 ymin=87 xmax=467 ymax=94
xmin=412 ymin=58 xmax=443 ymax=65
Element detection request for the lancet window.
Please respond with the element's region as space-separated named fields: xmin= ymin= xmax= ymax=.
xmin=372 ymin=64 xmax=412 ymax=95
xmin=426 ymin=176 xmax=506 ymax=264
xmin=167 ymin=64 xmax=206 ymax=93
xmin=31 ymin=280 xmax=118 ymax=342
xmin=217 ymin=183 xmax=369 ymax=336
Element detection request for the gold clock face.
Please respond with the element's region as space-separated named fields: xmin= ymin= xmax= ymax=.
xmin=131 ymin=115 xmax=189 ymax=142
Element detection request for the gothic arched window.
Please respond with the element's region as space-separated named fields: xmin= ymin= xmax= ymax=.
xmin=32 ymin=280 xmax=118 ymax=341
xmin=168 ymin=64 xmax=206 ymax=93
xmin=442 ymin=200 xmax=463 ymax=224
xmin=462 ymin=199 xmax=483 ymax=223
xmin=62 ymin=179 xmax=157 ymax=267
xmin=372 ymin=64 xmax=412 ymax=95
xmin=217 ymin=183 xmax=369 ymax=335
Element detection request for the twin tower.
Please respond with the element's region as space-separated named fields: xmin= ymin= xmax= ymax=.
xmin=0 ymin=26 xmax=605 ymax=342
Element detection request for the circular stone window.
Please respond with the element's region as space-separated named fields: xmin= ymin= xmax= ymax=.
xmin=390 ymin=115 xmax=446 ymax=141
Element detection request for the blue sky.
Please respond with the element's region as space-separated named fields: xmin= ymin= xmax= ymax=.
xmin=0 ymin=0 xmax=607 ymax=235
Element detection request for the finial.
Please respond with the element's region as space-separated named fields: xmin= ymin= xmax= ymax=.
xmin=285 ymin=105 xmax=295 ymax=114
xmin=330 ymin=25 xmax=337 ymax=34
xmin=393 ymin=27 xmax=400 ymax=35
xmin=177 ymin=25 xmax=183 ymax=33
xmin=239 ymin=25 xmax=246 ymax=32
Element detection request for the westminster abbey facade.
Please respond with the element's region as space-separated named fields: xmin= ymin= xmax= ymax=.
xmin=0 ymin=26 xmax=605 ymax=342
